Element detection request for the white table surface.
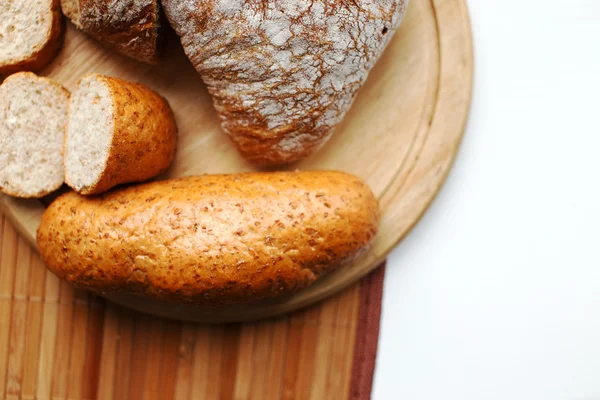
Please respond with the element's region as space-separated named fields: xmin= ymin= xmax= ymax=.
xmin=374 ymin=1 xmax=600 ymax=399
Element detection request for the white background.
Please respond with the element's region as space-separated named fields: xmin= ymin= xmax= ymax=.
xmin=374 ymin=1 xmax=600 ymax=399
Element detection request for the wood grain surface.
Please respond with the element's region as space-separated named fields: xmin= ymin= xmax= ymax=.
xmin=0 ymin=0 xmax=472 ymax=398
xmin=0 ymin=0 xmax=472 ymax=323
xmin=0 ymin=212 xmax=385 ymax=400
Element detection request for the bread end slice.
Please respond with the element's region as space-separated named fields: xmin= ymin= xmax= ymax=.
xmin=65 ymin=74 xmax=177 ymax=195
xmin=0 ymin=72 xmax=69 ymax=198
xmin=0 ymin=0 xmax=64 ymax=76
xmin=64 ymin=74 xmax=113 ymax=195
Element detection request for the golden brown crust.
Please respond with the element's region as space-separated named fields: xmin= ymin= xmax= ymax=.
xmin=68 ymin=74 xmax=177 ymax=195
xmin=0 ymin=0 xmax=64 ymax=76
xmin=37 ymin=171 xmax=380 ymax=304
xmin=63 ymin=0 xmax=162 ymax=64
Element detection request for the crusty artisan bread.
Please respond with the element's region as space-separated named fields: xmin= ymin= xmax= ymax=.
xmin=0 ymin=0 xmax=63 ymax=76
xmin=65 ymin=74 xmax=177 ymax=195
xmin=37 ymin=171 xmax=379 ymax=304
xmin=0 ymin=72 xmax=69 ymax=198
xmin=162 ymin=0 xmax=408 ymax=165
xmin=61 ymin=0 xmax=162 ymax=63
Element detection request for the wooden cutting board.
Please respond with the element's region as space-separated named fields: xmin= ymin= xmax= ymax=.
xmin=0 ymin=0 xmax=472 ymax=323
xmin=0 ymin=0 xmax=472 ymax=398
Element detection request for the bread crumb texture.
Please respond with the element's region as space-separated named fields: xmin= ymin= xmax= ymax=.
xmin=65 ymin=74 xmax=177 ymax=195
xmin=37 ymin=171 xmax=380 ymax=304
xmin=0 ymin=72 xmax=69 ymax=198
xmin=162 ymin=0 xmax=408 ymax=165
xmin=0 ymin=0 xmax=62 ymax=74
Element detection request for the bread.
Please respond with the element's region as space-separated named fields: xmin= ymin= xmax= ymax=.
xmin=61 ymin=0 xmax=162 ymax=63
xmin=0 ymin=0 xmax=64 ymax=76
xmin=0 ymin=72 xmax=69 ymax=198
xmin=37 ymin=171 xmax=379 ymax=304
xmin=162 ymin=0 xmax=408 ymax=165
xmin=65 ymin=73 xmax=177 ymax=195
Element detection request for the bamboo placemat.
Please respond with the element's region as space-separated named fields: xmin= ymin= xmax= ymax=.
xmin=0 ymin=214 xmax=386 ymax=400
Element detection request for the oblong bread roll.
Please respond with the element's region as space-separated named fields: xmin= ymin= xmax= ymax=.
xmin=0 ymin=72 xmax=69 ymax=198
xmin=65 ymin=74 xmax=177 ymax=195
xmin=37 ymin=171 xmax=380 ymax=305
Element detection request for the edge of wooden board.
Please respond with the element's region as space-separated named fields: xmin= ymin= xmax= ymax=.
xmin=0 ymin=0 xmax=473 ymax=322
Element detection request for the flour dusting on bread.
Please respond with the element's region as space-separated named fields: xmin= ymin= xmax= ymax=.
xmin=163 ymin=0 xmax=408 ymax=165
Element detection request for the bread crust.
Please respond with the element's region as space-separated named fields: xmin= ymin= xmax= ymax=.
xmin=162 ymin=0 xmax=408 ymax=165
xmin=65 ymin=74 xmax=178 ymax=195
xmin=37 ymin=171 xmax=380 ymax=304
xmin=0 ymin=0 xmax=64 ymax=76
xmin=62 ymin=0 xmax=162 ymax=63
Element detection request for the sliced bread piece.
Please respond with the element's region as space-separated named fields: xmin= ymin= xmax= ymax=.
xmin=60 ymin=0 xmax=162 ymax=64
xmin=65 ymin=74 xmax=177 ymax=195
xmin=0 ymin=0 xmax=63 ymax=76
xmin=0 ymin=72 xmax=69 ymax=198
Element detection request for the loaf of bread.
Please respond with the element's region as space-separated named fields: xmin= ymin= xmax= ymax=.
xmin=162 ymin=0 xmax=408 ymax=165
xmin=0 ymin=72 xmax=69 ymax=198
xmin=0 ymin=0 xmax=63 ymax=76
xmin=65 ymin=74 xmax=177 ymax=195
xmin=37 ymin=171 xmax=379 ymax=304
xmin=61 ymin=0 xmax=162 ymax=63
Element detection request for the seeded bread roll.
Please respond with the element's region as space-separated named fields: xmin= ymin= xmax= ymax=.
xmin=0 ymin=0 xmax=63 ymax=76
xmin=65 ymin=74 xmax=177 ymax=195
xmin=0 ymin=72 xmax=69 ymax=198
xmin=37 ymin=171 xmax=379 ymax=305
xmin=61 ymin=0 xmax=162 ymax=64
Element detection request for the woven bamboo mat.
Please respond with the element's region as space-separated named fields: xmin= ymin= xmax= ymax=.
xmin=0 ymin=215 xmax=385 ymax=400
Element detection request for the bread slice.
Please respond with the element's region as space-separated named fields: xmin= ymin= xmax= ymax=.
xmin=60 ymin=0 xmax=162 ymax=64
xmin=0 ymin=0 xmax=63 ymax=76
xmin=0 ymin=72 xmax=69 ymax=198
xmin=65 ymin=74 xmax=177 ymax=195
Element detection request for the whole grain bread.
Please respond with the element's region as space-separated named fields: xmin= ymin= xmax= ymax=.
xmin=0 ymin=0 xmax=64 ymax=76
xmin=0 ymin=72 xmax=69 ymax=198
xmin=65 ymin=73 xmax=177 ymax=195
xmin=37 ymin=171 xmax=380 ymax=304
xmin=61 ymin=0 xmax=162 ymax=64
xmin=162 ymin=0 xmax=408 ymax=165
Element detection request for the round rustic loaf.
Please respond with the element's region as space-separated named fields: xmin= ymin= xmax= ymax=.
xmin=162 ymin=0 xmax=408 ymax=165
xmin=36 ymin=171 xmax=379 ymax=305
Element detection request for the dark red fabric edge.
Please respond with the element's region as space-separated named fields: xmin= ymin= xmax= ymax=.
xmin=349 ymin=263 xmax=386 ymax=400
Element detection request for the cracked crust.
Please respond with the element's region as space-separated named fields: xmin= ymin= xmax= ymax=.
xmin=0 ymin=0 xmax=64 ymax=76
xmin=162 ymin=0 xmax=408 ymax=165
xmin=37 ymin=171 xmax=380 ymax=304
xmin=62 ymin=0 xmax=163 ymax=63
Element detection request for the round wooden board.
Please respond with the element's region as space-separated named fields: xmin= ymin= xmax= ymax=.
xmin=0 ymin=0 xmax=472 ymax=323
